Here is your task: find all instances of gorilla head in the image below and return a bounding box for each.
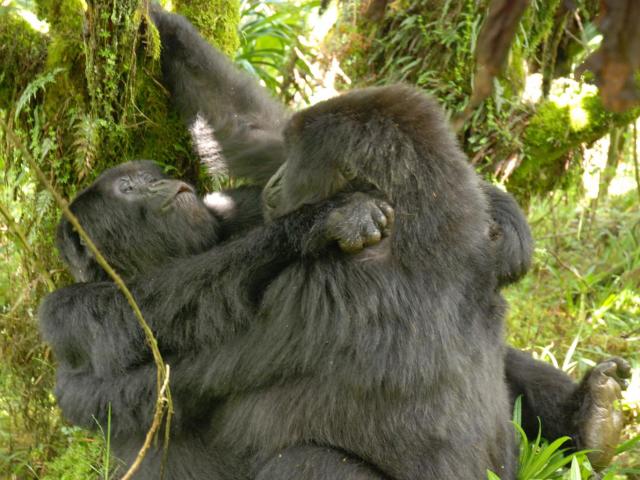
[263,85,489,267]
[56,160,219,282]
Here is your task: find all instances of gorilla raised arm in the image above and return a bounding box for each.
[150,5,288,185]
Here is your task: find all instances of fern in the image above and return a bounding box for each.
[13,67,64,120]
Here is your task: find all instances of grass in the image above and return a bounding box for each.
[504,184,640,478]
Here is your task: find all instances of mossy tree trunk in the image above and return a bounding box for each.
[0,1,239,476]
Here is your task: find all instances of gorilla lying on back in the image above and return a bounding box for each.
[43,159,396,478]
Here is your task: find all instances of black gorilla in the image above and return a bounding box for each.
[44,85,518,479]
[42,159,395,478]
[40,8,630,479]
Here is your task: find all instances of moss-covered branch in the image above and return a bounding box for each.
[509,92,639,196]
[175,0,240,56]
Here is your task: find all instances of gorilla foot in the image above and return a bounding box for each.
[577,357,631,470]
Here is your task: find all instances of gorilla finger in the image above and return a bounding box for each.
[596,358,632,390]
[377,201,395,227]
[370,204,388,230]
[339,237,364,254]
[598,361,619,377]
[606,357,632,379]
[362,226,382,247]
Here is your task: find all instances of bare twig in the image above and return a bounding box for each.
[123,365,171,480]
[0,118,173,479]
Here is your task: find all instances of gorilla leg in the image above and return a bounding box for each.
[506,349,630,469]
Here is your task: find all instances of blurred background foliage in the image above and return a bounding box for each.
[0,0,639,478]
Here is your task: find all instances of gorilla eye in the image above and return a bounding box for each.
[119,179,134,194]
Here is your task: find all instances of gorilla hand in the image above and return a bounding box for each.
[327,193,394,254]
[577,357,631,470]
[302,193,394,256]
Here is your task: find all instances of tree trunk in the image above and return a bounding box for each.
[0,1,240,476]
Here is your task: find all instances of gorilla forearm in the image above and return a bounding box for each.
[41,203,328,376]
[150,7,288,185]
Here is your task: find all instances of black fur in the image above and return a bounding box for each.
[43,85,518,479]
[40,9,629,479]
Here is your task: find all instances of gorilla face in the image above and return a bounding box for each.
[57,160,220,282]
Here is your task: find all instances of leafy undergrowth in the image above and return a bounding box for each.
[505,187,640,478]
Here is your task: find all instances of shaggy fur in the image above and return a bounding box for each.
[39,9,630,479]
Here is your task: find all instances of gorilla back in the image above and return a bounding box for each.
[213,85,518,479]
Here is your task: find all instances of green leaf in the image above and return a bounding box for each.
[568,456,581,480]
[14,68,64,121]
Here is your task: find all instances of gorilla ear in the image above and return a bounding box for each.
[56,218,97,283]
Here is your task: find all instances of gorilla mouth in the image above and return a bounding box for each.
[160,183,197,212]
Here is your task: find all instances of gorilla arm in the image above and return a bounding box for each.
[150,6,288,185]
[45,194,393,435]
[41,193,390,375]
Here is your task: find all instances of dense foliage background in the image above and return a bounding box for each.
[0,0,638,478]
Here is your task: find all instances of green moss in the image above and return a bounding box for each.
[41,431,113,480]
[0,13,48,108]
[510,91,639,196]
[175,0,240,56]
[35,0,85,99]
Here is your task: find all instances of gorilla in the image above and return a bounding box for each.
[43,84,518,479]
[39,8,630,479]
[149,7,630,470]
[42,159,396,478]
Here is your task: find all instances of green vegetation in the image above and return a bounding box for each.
[1,0,639,478]
[505,185,640,478]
